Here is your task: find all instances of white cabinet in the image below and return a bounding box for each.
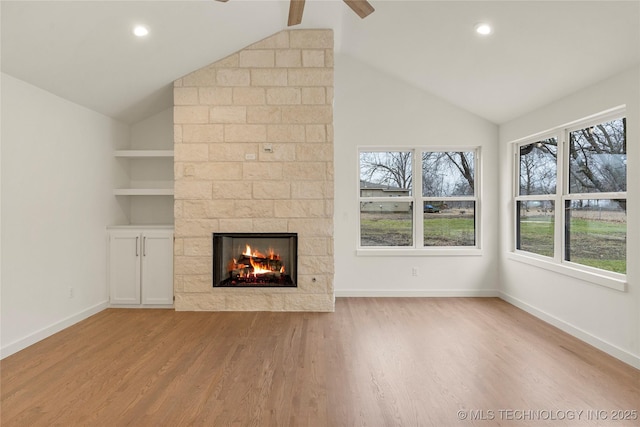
[109,227,174,306]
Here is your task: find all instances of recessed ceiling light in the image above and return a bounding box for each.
[133,25,149,37]
[475,23,493,36]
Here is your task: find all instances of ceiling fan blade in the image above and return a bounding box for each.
[214,0,229,2]
[343,0,375,19]
[288,0,306,26]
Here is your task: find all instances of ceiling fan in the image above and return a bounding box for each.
[215,0,375,27]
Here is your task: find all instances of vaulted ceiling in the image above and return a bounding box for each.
[2,1,639,125]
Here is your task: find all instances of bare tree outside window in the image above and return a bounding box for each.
[519,138,557,196]
[422,152,474,197]
[359,151,412,193]
[569,118,626,197]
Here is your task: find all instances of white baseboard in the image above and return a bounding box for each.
[335,289,500,297]
[1,301,109,359]
[499,291,640,370]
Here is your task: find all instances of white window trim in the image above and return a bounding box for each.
[507,252,626,291]
[510,107,628,291]
[357,146,482,256]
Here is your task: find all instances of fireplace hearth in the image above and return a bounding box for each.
[212,233,298,287]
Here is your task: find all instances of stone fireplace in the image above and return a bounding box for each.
[173,29,334,311]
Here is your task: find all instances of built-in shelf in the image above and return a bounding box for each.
[115,150,174,158]
[114,149,174,197]
[111,109,175,226]
[114,188,174,196]
[113,132,174,226]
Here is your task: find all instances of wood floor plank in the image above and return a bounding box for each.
[2,298,639,426]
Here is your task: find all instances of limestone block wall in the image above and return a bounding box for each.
[173,29,334,311]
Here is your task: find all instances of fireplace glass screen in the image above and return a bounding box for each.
[212,233,297,287]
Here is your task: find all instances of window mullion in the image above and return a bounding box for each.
[555,134,566,264]
[564,192,627,200]
[415,150,424,249]
[513,144,520,252]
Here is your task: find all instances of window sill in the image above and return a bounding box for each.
[357,248,483,257]
[507,252,627,292]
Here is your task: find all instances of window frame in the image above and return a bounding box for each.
[357,146,482,256]
[510,108,627,291]
[514,131,561,262]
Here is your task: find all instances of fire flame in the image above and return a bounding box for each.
[243,244,280,260]
[250,257,273,275]
[231,243,285,278]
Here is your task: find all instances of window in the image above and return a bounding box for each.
[514,111,626,277]
[359,148,479,250]
[516,137,557,257]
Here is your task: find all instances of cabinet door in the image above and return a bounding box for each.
[109,231,141,304]
[141,231,174,305]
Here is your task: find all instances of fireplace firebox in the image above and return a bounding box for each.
[212,233,297,287]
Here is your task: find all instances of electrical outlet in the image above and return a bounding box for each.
[69,287,74,298]
[412,267,418,277]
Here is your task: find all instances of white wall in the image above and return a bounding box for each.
[0,73,129,357]
[130,107,173,151]
[498,66,640,368]
[333,55,500,296]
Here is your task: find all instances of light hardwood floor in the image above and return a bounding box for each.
[2,298,639,426]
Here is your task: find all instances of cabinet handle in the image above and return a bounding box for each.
[143,236,147,257]
[136,236,139,257]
